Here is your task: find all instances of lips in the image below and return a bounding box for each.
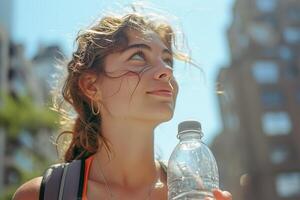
[147,89,173,97]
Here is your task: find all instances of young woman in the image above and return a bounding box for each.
[13,12,232,200]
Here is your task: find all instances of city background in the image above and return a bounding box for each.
[0,0,300,199]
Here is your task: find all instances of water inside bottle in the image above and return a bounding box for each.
[168,176,216,200]
[171,190,214,200]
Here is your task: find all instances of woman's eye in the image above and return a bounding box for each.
[130,51,145,61]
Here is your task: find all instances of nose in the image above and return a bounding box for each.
[153,60,173,82]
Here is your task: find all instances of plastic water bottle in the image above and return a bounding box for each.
[167,120,219,200]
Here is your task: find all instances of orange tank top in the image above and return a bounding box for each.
[82,155,94,200]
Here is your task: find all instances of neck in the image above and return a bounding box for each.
[90,117,160,189]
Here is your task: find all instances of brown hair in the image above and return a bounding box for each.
[53,12,190,162]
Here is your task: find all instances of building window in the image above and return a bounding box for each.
[276,172,300,198]
[252,61,279,84]
[262,112,292,135]
[256,0,278,12]
[283,27,300,44]
[249,23,276,46]
[19,129,33,148]
[270,145,290,164]
[261,91,284,108]
[14,149,34,171]
[278,46,294,61]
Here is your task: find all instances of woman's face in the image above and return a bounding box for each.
[96,30,178,124]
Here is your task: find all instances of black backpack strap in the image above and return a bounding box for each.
[63,159,85,199]
[39,163,67,200]
[39,159,85,200]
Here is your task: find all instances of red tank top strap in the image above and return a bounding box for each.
[82,155,95,200]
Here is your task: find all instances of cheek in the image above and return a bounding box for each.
[100,76,140,104]
[99,80,133,116]
[99,78,125,105]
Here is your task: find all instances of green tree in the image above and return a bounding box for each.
[0,93,59,200]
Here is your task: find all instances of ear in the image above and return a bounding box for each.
[78,72,101,101]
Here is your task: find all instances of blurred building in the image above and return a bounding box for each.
[0,0,13,36]
[32,44,64,104]
[212,0,300,200]
[0,1,63,193]
[1,41,61,192]
[30,44,64,161]
[0,25,9,94]
[0,0,13,194]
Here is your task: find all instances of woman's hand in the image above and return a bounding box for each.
[204,189,232,200]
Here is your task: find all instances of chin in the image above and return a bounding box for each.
[155,111,174,123]
[138,111,173,124]
[137,105,175,123]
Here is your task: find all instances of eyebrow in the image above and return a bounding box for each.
[123,43,172,56]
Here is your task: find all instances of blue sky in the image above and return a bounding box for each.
[12,0,234,161]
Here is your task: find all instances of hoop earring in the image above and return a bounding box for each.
[91,99,100,115]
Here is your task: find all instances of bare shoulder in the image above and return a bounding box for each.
[12,176,43,200]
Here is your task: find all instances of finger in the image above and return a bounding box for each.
[212,188,222,197]
[222,191,232,199]
[212,189,232,200]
